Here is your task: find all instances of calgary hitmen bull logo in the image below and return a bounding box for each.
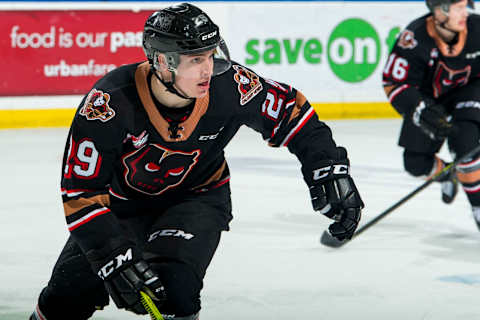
[80,89,116,122]
[433,61,471,98]
[122,144,200,195]
[232,65,263,105]
[398,30,418,50]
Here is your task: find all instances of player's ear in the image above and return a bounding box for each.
[433,6,447,19]
[157,54,169,72]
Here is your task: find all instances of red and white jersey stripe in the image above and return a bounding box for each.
[280,107,316,147]
[67,207,110,231]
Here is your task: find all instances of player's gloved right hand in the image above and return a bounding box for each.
[412,100,453,140]
[302,147,364,241]
[88,247,166,315]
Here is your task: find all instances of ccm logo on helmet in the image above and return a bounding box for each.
[313,164,349,180]
[201,30,217,41]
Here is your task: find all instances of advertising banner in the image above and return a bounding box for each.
[225,2,426,103]
[0,2,453,127]
[0,10,153,96]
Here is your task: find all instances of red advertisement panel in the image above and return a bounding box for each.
[0,10,154,96]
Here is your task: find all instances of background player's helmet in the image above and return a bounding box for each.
[426,0,474,14]
[142,3,231,76]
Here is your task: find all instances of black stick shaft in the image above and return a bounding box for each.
[351,143,480,240]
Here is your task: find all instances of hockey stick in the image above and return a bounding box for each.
[140,290,164,320]
[320,143,480,248]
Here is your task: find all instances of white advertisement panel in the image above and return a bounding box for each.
[224,2,427,103]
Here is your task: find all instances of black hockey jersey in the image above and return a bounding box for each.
[382,13,480,114]
[61,61,338,252]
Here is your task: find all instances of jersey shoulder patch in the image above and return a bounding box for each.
[398,29,418,49]
[80,88,116,122]
[232,64,263,106]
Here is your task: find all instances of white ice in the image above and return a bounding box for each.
[1,119,479,320]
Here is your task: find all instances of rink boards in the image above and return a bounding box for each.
[0,101,398,129]
[0,1,431,127]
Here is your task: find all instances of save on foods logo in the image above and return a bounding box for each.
[245,18,400,83]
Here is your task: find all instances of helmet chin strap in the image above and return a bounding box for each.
[434,10,459,38]
[438,20,458,35]
[152,70,193,100]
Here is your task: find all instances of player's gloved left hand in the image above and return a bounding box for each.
[412,100,453,140]
[88,247,166,315]
[302,147,364,241]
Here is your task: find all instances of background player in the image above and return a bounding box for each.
[382,0,480,228]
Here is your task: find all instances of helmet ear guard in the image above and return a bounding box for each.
[152,52,180,74]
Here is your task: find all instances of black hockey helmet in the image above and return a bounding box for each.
[426,0,474,14]
[142,3,231,76]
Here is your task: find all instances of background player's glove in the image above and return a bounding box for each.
[88,247,166,315]
[302,147,364,240]
[412,100,453,140]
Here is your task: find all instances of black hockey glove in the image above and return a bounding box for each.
[412,100,453,140]
[87,247,166,315]
[302,147,364,241]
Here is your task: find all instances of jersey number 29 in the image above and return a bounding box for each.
[64,136,102,179]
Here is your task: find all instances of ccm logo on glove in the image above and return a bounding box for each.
[313,164,349,180]
[98,248,133,280]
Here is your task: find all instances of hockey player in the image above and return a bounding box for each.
[30,3,363,320]
[383,0,480,227]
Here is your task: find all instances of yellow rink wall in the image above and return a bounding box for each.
[312,102,400,120]
[0,108,77,129]
[0,102,400,129]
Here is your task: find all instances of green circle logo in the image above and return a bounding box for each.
[327,18,380,83]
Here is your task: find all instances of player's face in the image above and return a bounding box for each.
[175,49,215,98]
[443,0,469,31]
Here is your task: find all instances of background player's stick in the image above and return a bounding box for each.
[140,290,164,320]
[320,143,480,248]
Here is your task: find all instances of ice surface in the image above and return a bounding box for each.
[1,119,479,320]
